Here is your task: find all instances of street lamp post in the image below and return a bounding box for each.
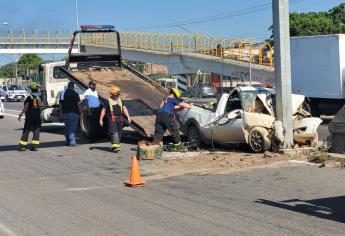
[75,0,80,52]
[14,58,18,85]
[75,0,79,30]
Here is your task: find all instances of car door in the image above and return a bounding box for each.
[212,109,246,144]
[212,91,246,144]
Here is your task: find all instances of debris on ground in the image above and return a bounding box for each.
[141,150,308,180]
[308,146,345,169]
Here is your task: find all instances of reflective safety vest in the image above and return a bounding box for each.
[108,98,123,122]
[30,94,41,108]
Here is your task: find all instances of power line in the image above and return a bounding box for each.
[122,2,272,31]
[122,0,305,31]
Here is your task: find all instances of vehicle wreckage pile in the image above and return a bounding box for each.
[177,87,322,153]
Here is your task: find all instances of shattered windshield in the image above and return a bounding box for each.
[240,91,259,112]
[240,90,274,114]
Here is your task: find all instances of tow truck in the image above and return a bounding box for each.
[36,25,166,138]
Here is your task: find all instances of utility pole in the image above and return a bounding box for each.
[75,0,79,30]
[272,0,293,148]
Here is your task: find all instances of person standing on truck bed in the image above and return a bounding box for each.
[99,86,132,153]
[83,80,100,142]
[153,88,192,148]
[59,82,83,147]
[17,82,42,151]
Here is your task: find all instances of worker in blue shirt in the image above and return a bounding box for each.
[153,88,192,147]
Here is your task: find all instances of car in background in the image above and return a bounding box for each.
[2,85,28,102]
[0,99,4,119]
[188,83,217,98]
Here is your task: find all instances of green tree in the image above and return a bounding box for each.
[289,12,334,36]
[16,54,43,77]
[0,63,16,78]
[268,3,345,40]
[328,3,345,25]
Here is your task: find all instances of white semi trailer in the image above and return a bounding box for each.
[291,34,345,116]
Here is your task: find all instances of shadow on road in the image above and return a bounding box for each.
[0,140,67,152]
[256,196,345,223]
[14,126,65,135]
[88,146,115,153]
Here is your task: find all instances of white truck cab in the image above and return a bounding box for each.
[36,61,84,122]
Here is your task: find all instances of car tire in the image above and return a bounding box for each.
[248,127,271,153]
[80,110,107,139]
[188,124,202,149]
[80,111,92,138]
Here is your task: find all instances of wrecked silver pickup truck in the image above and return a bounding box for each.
[177,86,322,152]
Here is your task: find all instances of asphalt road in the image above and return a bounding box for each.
[0,102,344,236]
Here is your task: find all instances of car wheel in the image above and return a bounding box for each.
[248,127,271,153]
[188,124,202,149]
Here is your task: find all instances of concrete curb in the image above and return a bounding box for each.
[328,153,345,162]
[278,147,315,156]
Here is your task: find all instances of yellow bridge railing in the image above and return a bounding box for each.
[0,29,274,69]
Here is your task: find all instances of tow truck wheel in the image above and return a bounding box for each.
[80,111,91,138]
[80,110,107,139]
[188,124,202,149]
[248,127,271,153]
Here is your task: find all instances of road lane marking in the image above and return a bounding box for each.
[0,223,16,236]
[4,109,21,113]
[3,113,23,119]
[3,113,64,127]
[65,185,121,192]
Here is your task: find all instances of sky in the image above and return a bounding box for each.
[0,0,344,65]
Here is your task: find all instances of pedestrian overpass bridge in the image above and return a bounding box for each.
[0,29,275,85]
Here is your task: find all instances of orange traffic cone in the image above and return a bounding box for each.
[124,156,146,187]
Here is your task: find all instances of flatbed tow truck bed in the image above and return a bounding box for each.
[61,66,166,137]
[60,25,167,138]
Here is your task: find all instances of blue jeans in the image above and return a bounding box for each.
[63,113,79,145]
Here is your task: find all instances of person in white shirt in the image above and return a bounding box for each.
[84,80,100,109]
[83,80,101,141]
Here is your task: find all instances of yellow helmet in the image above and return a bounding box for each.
[110,86,121,95]
[30,82,40,90]
[170,88,180,98]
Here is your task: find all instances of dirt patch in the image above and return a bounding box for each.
[140,150,309,180]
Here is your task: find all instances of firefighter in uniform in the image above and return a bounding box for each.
[99,86,132,152]
[18,82,42,151]
[153,88,192,148]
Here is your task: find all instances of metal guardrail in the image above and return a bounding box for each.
[0,29,274,70]
[0,29,72,43]
[118,33,274,69]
